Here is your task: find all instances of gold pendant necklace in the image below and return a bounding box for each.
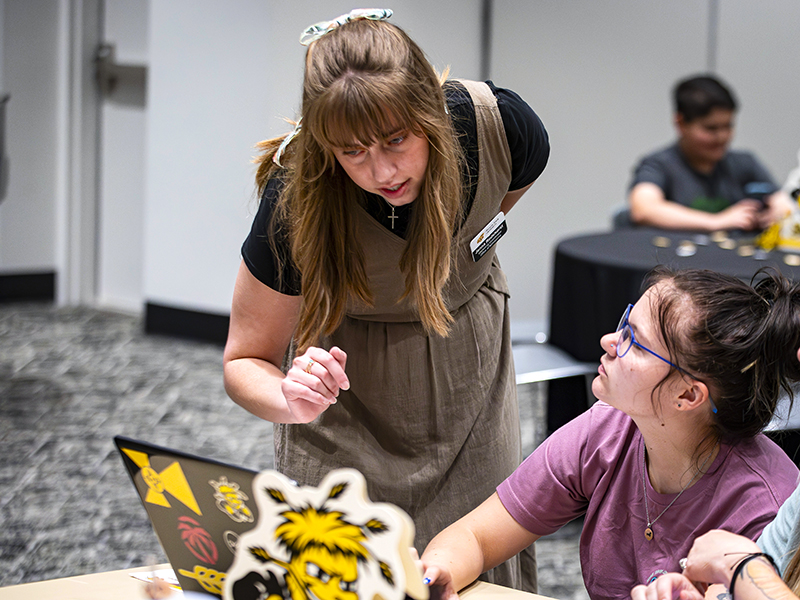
[641,444,715,541]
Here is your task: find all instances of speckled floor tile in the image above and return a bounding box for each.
[0,303,585,599]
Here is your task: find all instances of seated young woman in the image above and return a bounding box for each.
[421,267,800,600]
[632,351,800,600]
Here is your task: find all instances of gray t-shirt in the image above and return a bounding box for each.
[758,482,800,574]
[629,144,777,213]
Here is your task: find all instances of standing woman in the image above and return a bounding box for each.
[222,8,549,590]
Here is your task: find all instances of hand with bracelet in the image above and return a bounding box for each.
[683,530,762,588]
[631,530,787,600]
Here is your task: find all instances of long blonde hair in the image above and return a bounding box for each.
[784,546,800,594]
[255,19,463,351]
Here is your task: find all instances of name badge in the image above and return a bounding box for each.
[470,212,507,262]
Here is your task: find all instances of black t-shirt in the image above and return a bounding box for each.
[242,80,549,295]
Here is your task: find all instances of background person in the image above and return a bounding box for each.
[628,75,793,231]
[421,268,800,600]
[222,9,549,591]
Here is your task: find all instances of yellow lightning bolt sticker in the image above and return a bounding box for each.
[122,448,202,515]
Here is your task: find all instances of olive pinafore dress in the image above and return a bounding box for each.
[274,80,534,590]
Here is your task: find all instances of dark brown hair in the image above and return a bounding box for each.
[674,74,737,122]
[645,267,800,441]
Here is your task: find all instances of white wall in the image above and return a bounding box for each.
[0,0,61,269]
[493,0,800,325]
[143,0,285,313]
[98,0,149,311]
[142,0,482,313]
[715,0,800,181]
[3,0,799,328]
[493,0,709,324]
[0,1,5,88]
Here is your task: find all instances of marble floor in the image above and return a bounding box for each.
[0,302,587,599]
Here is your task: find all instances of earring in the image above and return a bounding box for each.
[677,403,682,408]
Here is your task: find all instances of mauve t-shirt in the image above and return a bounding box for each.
[497,401,798,600]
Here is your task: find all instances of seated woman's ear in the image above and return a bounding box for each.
[676,379,710,412]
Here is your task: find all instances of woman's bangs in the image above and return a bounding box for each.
[314,78,415,149]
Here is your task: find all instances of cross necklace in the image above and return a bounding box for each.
[384,199,398,230]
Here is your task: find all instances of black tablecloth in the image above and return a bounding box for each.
[550,228,800,363]
[546,227,800,431]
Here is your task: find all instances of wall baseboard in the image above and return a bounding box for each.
[0,271,56,302]
[144,302,230,346]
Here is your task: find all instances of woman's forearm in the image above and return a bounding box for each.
[421,494,539,595]
[223,356,297,423]
[421,521,487,593]
[730,556,794,600]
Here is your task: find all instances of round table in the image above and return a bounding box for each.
[545,227,800,431]
[549,227,800,363]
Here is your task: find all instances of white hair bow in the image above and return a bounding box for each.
[299,8,393,46]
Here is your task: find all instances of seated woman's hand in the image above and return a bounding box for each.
[281,346,349,423]
[410,547,452,600]
[420,564,459,600]
[631,573,704,600]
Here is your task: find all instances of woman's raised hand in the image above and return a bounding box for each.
[281,346,350,423]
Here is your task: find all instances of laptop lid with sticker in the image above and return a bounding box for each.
[115,436,427,600]
[114,436,260,597]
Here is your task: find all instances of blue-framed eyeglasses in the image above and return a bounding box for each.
[616,304,718,414]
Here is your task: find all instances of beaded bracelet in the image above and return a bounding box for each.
[728,552,779,600]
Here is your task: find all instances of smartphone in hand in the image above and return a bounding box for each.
[744,181,775,210]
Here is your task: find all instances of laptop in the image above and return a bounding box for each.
[114,436,426,600]
[115,436,260,597]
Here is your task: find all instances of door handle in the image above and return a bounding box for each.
[95,43,147,97]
